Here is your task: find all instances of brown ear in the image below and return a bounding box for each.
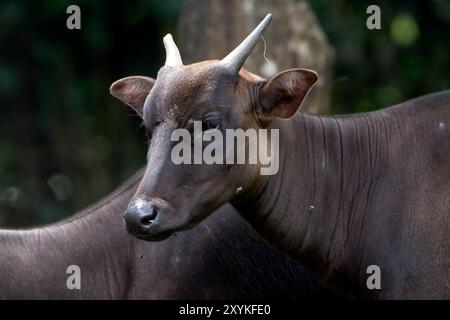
[259,69,318,118]
[109,76,156,117]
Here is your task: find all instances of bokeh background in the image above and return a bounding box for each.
[0,0,449,227]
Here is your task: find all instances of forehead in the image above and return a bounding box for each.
[144,63,236,120]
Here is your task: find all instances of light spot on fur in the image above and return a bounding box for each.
[134,199,147,211]
[260,60,278,78]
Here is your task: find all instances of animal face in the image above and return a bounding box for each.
[110,14,317,240]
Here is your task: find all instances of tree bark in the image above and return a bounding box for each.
[178,0,333,114]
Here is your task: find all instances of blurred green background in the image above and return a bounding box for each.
[0,0,449,227]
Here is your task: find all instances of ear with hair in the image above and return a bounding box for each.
[259,69,318,119]
[109,76,156,117]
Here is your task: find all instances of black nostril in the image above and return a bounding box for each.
[140,206,158,226]
[124,200,160,232]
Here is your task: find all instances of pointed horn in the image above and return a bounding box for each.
[163,34,183,66]
[219,13,272,74]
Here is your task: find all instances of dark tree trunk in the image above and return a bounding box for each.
[179,0,333,114]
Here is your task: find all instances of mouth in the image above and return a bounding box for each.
[123,206,197,241]
[124,218,179,241]
[135,231,174,241]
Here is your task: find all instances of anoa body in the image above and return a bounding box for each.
[115,14,450,299]
[0,168,335,299]
[234,91,450,299]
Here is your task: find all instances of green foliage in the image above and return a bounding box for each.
[311,0,450,114]
[0,0,181,226]
[390,13,419,46]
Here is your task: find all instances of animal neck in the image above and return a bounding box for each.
[0,170,143,299]
[233,112,390,294]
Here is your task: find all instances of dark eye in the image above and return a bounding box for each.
[202,119,220,131]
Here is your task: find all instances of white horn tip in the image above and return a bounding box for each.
[260,13,273,29]
[163,33,183,66]
[219,13,273,72]
[163,34,173,44]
